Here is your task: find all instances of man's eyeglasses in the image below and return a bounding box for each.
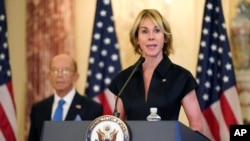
[50,68,75,75]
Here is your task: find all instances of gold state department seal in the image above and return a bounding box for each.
[86,115,129,141]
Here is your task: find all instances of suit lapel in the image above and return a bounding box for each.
[65,93,82,120]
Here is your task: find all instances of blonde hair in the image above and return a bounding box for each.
[129,9,173,56]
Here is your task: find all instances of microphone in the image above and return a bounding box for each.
[113,56,145,117]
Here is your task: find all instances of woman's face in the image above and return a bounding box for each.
[137,17,165,58]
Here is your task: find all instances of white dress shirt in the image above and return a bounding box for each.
[51,89,75,120]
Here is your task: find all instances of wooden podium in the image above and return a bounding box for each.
[41,120,210,141]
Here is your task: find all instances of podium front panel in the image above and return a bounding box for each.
[41,121,91,141]
[126,121,177,141]
[41,120,210,141]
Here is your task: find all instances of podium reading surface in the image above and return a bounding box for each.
[41,120,210,141]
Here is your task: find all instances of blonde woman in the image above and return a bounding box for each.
[108,9,203,133]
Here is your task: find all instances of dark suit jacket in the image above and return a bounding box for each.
[28,92,103,141]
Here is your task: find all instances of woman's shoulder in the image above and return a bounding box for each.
[169,63,194,78]
[116,65,135,77]
[171,63,190,72]
[162,56,193,76]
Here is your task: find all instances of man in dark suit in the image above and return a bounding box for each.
[28,53,103,141]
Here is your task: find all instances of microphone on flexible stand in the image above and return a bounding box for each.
[113,56,145,117]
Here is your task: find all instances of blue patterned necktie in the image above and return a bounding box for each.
[52,99,65,121]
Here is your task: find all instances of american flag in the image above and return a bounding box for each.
[85,0,121,115]
[0,0,17,140]
[196,0,242,141]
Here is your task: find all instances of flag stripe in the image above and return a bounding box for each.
[212,100,229,141]
[0,104,15,141]
[0,84,16,132]
[0,131,4,141]
[104,89,115,109]
[97,92,113,114]
[0,84,17,141]
[203,107,220,141]
[224,86,242,123]
[202,117,215,141]
[220,91,237,129]
[6,80,15,106]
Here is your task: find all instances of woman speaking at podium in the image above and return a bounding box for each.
[108,9,203,133]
